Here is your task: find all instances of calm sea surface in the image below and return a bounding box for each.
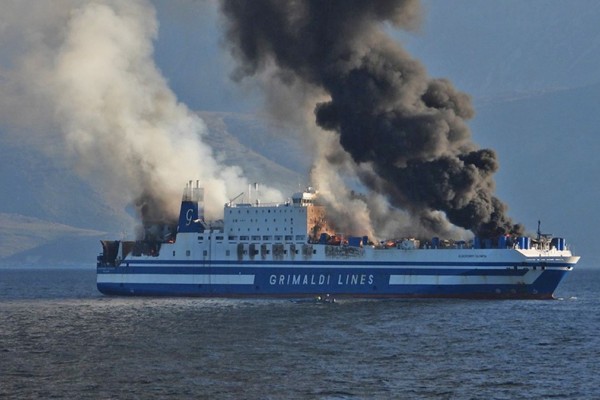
[1,265,598,399]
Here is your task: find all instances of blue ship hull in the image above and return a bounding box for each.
[97,264,571,300]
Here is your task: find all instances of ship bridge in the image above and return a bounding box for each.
[224,187,331,243]
[291,187,317,206]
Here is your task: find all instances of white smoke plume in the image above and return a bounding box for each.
[0,0,281,230]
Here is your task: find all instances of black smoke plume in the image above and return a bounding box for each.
[220,0,523,238]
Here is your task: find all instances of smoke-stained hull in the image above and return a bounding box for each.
[96,187,578,300]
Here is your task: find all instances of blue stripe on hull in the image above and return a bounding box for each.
[121,259,578,268]
[96,267,570,300]
[100,265,531,276]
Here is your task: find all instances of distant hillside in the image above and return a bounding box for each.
[0,213,106,265]
[0,136,127,232]
[0,133,131,267]
[199,111,310,194]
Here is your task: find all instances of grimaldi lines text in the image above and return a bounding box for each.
[269,273,374,286]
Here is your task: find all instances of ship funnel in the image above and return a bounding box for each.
[178,181,205,233]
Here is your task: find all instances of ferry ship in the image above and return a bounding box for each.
[96,181,579,299]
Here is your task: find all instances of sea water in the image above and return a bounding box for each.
[1,266,598,399]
